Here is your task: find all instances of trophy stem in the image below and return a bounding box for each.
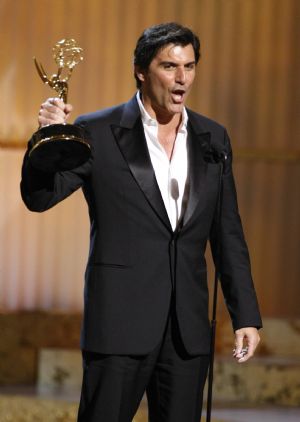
[59,90,68,104]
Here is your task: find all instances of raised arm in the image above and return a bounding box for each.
[21,98,92,212]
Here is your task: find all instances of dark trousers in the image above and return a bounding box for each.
[78,308,209,422]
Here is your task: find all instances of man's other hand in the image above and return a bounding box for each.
[233,327,260,363]
[38,97,73,127]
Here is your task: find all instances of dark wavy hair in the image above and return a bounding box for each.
[134,22,201,88]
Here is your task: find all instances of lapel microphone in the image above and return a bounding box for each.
[170,178,180,227]
[202,142,228,166]
[170,178,179,201]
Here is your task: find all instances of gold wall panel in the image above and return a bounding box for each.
[0,0,299,317]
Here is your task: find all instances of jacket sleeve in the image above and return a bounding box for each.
[209,129,262,331]
[20,138,92,212]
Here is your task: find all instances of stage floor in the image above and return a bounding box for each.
[0,389,300,422]
[211,407,300,422]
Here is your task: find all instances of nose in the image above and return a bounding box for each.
[175,67,186,84]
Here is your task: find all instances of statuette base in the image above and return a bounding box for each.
[29,124,91,172]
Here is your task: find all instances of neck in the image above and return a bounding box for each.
[140,95,182,129]
[156,112,182,128]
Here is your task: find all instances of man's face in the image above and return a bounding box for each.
[136,43,196,119]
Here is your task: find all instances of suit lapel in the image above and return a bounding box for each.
[111,97,211,231]
[182,114,210,228]
[111,96,172,231]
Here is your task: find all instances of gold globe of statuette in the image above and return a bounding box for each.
[53,39,83,70]
[29,39,91,173]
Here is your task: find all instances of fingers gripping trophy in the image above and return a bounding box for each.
[29,39,91,172]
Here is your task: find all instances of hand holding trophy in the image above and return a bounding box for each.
[29,39,91,172]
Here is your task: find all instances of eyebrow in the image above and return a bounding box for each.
[160,61,196,66]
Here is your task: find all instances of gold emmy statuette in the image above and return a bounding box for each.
[29,39,91,172]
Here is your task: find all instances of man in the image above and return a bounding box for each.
[21,23,262,422]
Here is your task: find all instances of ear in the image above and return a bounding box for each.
[135,65,146,83]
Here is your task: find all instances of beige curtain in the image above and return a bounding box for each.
[0,0,299,316]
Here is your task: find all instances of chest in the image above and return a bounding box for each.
[157,134,176,160]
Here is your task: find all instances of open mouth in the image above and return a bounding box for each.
[171,89,185,103]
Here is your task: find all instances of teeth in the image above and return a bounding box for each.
[171,90,185,103]
[174,91,183,96]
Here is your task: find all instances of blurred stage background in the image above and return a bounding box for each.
[0,0,299,420]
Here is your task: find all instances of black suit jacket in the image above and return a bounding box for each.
[21,95,262,355]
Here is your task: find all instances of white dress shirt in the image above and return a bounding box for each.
[136,92,189,231]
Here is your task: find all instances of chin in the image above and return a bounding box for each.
[170,104,184,114]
